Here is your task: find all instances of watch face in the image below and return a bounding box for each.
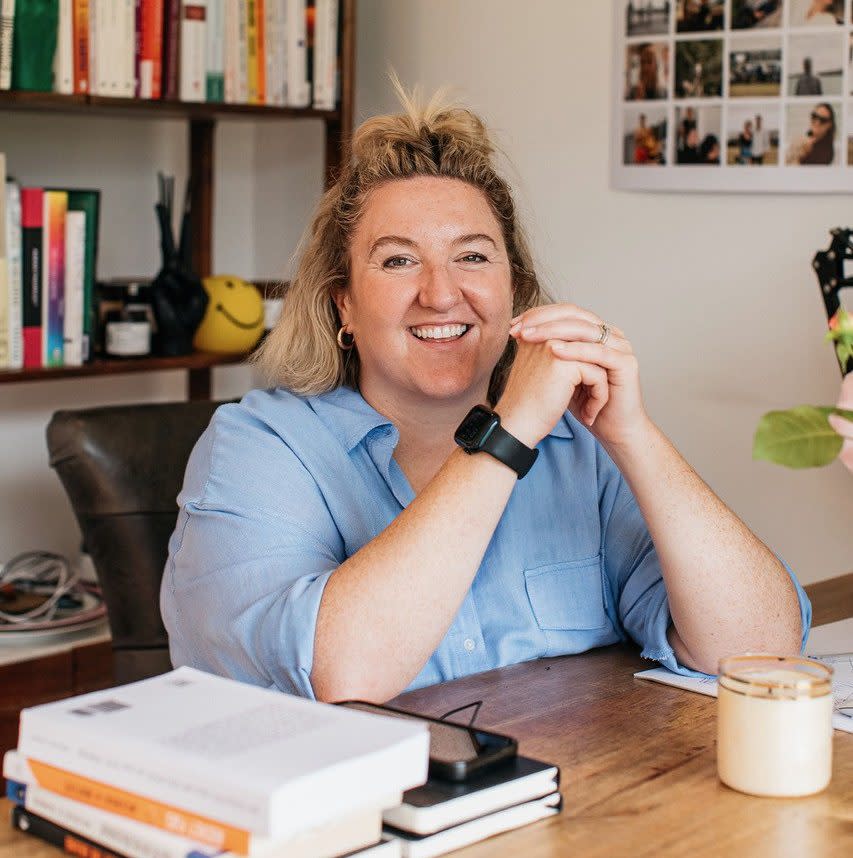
[455,406,500,450]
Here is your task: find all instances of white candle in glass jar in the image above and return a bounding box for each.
[717,655,833,797]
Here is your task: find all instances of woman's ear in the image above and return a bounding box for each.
[332,285,350,325]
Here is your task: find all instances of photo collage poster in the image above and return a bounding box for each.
[612,0,853,191]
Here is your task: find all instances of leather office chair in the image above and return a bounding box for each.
[46,400,223,686]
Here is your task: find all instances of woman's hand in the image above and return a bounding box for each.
[507,304,650,449]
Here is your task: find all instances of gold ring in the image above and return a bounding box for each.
[597,323,610,346]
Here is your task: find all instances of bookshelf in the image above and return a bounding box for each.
[0,0,356,400]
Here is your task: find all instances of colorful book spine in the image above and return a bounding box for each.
[5,178,23,369]
[41,190,67,368]
[72,0,90,93]
[162,0,181,99]
[20,188,43,369]
[179,0,206,101]
[5,753,254,854]
[63,209,85,366]
[139,0,163,98]
[0,153,7,368]
[285,0,308,107]
[205,0,224,101]
[0,0,14,90]
[54,0,75,94]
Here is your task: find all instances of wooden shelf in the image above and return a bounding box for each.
[0,90,340,122]
[0,351,250,385]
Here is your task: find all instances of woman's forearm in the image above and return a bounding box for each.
[311,448,517,703]
[603,419,802,674]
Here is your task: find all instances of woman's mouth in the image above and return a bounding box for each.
[409,324,470,342]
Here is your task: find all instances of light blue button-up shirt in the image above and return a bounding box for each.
[161,385,811,698]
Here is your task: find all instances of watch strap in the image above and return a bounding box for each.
[482,423,539,479]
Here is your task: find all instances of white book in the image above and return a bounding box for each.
[180,0,208,101]
[62,210,85,367]
[263,0,279,105]
[0,0,14,90]
[94,0,112,95]
[88,0,99,94]
[16,666,429,840]
[386,793,562,858]
[5,178,23,369]
[107,0,122,96]
[54,0,75,94]
[312,0,336,110]
[13,774,384,858]
[122,0,136,97]
[285,0,308,107]
[236,0,249,102]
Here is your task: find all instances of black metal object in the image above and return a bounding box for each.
[812,228,853,376]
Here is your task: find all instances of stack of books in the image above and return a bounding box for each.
[3,667,429,858]
[0,154,100,370]
[382,755,561,858]
[0,0,340,109]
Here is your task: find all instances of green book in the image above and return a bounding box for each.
[11,0,58,92]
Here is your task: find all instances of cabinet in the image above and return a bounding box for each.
[0,0,356,399]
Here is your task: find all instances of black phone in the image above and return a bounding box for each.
[339,700,517,782]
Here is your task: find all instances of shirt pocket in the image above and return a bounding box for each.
[524,553,608,631]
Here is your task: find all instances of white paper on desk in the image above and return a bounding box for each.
[634,622,853,734]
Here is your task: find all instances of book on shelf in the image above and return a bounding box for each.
[385,792,562,858]
[0,0,14,91]
[286,0,309,107]
[11,0,59,91]
[312,0,337,110]
[15,665,430,843]
[4,176,23,369]
[205,0,223,101]
[54,0,74,94]
[72,0,90,94]
[139,0,164,99]
[162,0,181,99]
[7,776,386,858]
[179,0,206,102]
[20,187,43,368]
[42,189,67,367]
[63,208,85,366]
[383,755,560,836]
[264,0,285,106]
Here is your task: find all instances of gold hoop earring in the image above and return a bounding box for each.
[336,326,355,350]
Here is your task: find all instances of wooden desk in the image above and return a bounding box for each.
[1,577,851,857]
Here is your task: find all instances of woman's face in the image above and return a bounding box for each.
[810,105,833,140]
[338,176,514,411]
[640,48,658,86]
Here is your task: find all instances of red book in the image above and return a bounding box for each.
[72,0,90,93]
[20,189,44,370]
[140,0,164,98]
[161,0,180,99]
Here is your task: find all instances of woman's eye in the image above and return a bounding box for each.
[460,253,488,263]
[383,256,414,269]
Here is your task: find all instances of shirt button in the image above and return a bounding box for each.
[463,638,476,652]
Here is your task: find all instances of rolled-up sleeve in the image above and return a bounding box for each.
[601,472,812,678]
[161,404,345,698]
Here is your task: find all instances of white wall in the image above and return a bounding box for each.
[355,0,851,584]
[0,1,849,583]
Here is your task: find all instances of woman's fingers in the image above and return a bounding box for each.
[514,318,633,353]
[511,304,625,339]
[562,355,610,425]
[549,340,639,382]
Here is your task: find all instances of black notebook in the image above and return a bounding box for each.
[383,754,559,835]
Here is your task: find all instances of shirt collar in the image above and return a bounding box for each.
[307,386,575,450]
[307,386,393,452]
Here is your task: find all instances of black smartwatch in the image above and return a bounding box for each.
[454,405,539,479]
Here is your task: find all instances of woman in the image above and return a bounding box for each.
[628,44,667,100]
[737,120,754,164]
[786,103,836,165]
[161,90,809,703]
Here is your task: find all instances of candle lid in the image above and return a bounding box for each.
[718,654,833,700]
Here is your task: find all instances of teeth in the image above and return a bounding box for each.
[411,324,468,340]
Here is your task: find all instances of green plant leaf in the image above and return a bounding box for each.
[753,406,843,469]
[832,407,853,422]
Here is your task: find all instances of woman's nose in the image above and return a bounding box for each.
[417,264,463,311]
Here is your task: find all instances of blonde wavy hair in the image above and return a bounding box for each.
[253,83,544,405]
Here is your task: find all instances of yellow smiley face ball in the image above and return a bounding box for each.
[193,275,265,354]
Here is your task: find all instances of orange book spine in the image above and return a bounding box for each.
[140,0,164,98]
[26,758,252,855]
[73,0,90,93]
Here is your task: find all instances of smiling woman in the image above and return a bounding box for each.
[160,83,810,704]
